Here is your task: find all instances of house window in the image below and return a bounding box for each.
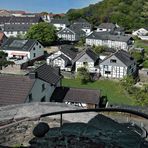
[39,45,41,48]
[33,53,36,57]
[103,65,108,68]
[41,96,46,102]
[33,47,35,50]
[83,62,88,66]
[29,94,32,102]
[36,42,38,45]
[42,84,45,92]
[110,59,117,63]
[105,71,111,74]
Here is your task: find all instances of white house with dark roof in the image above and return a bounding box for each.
[132,28,148,36]
[73,48,100,73]
[86,31,134,51]
[0,38,44,64]
[50,18,70,30]
[0,16,43,37]
[0,64,62,106]
[47,45,77,71]
[99,50,137,78]
[96,23,116,32]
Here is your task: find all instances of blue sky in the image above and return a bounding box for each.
[0,0,100,13]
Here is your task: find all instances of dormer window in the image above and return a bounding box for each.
[110,59,117,63]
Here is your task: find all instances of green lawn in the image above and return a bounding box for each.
[62,79,133,105]
[134,39,148,54]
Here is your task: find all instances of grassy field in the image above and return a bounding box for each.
[134,39,148,54]
[62,79,133,105]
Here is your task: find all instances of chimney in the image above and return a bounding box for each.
[29,72,38,79]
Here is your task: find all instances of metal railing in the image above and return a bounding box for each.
[39,108,148,127]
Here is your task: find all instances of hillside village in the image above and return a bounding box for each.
[0,8,147,108]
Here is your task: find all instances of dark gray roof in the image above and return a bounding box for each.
[0,38,38,52]
[0,75,35,106]
[73,48,98,63]
[98,23,116,30]
[101,50,136,66]
[34,64,62,85]
[69,25,86,36]
[51,87,101,105]
[114,50,136,66]
[60,45,78,60]
[4,23,31,32]
[87,31,132,42]
[51,18,70,25]
[73,18,92,28]
[0,16,43,24]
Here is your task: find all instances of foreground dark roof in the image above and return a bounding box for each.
[34,64,62,85]
[59,45,78,59]
[0,75,35,106]
[51,87,101,104]
[0,38,37,51]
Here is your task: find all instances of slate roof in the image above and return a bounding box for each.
[0,75,35,106]
[69,25,86,35]
[87,31,132,42]
[73,48,98,63]
[51,18,70,25]
[100,50,136,67]
[0,16,43,24]
[33,64,62,85]
[51,87,101,105]
[4,23,31,32]
[0,38,37,52]
[60,45,78,60]
[98,23,116,30]
[114,50,136,66]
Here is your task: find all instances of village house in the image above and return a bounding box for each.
[51,87,101,109]
[0,16,43,37]
[96,23,116,32]
[0,38,44,64]
[50,18,70,30]
[99,50,137,79]
[47,45,78,71]
[57,18,91,41]
[73,48,100,73]
[0,64,62,106]
[57,26,86,42]
[86,31,134,51]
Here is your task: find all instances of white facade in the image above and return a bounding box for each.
[99,55,137,79]
[75,54,99,73]
[3,41,44,64]
[86,38,131,51]
[53,23,66,30]
[47,51,72,71]
[4,31,27,37]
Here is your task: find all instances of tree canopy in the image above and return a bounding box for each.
[66,0,148,30]
[26,22,57,46]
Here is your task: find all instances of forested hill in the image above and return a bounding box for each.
[66,0,148,30]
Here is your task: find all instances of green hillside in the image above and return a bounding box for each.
[67,0,148,30]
